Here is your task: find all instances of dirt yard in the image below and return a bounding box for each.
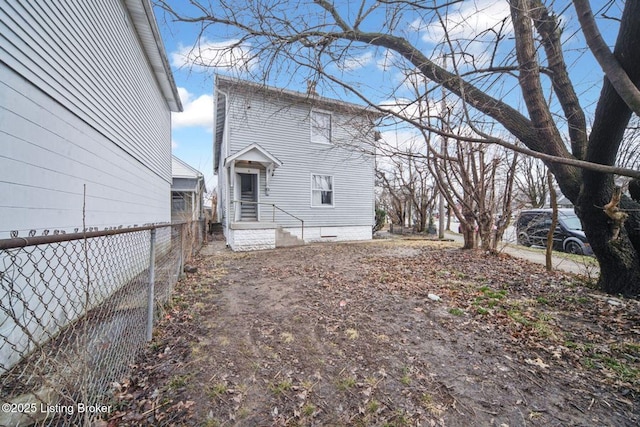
[106,239,640,426]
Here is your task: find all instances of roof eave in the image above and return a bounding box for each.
[124,0,183,112]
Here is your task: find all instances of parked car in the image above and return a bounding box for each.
[516,209,592,255]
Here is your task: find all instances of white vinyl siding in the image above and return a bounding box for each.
[0,0,175,237]
[0,0,172,181]
[310,111,331,144]
[0,65,170,236]
[311,174,334,207]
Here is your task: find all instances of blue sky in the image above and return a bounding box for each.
[153,0,622,196]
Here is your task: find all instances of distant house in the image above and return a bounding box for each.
[214,75,380,251]
[171,156,206,222]
[0,0,182,238]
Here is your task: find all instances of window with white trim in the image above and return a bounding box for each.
[311,111,331,144]
[311,174,333,207]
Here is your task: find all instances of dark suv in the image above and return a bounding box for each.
[516,209,592,255]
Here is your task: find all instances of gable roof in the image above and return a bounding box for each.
[123,0,182,112]
[223,143,283,169]
[172,155,204,179]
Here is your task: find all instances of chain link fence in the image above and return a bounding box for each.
[0,221,205,426]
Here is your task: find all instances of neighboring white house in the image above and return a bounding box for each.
[0,0,182,238]
[0,0,181,373]
[214,75,380,251]
[171,155,206,222]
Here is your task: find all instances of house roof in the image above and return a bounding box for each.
[123,0,182,112]
[172,156,206,194]
[172,155,204,179]
[215,75,384,117]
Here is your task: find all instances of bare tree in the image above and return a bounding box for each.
[429,133,517,252]
[376,152,436,233]
[157,0,640,295]
[514,156,548,209]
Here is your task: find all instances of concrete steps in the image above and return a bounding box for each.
[275,227,305,247]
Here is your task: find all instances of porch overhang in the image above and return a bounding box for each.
[223,143,283,193]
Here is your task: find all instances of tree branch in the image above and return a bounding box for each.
[573,0,640,117]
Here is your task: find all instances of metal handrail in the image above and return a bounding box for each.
[233,200,305,240]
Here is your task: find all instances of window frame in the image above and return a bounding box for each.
[172,192,187,212]
[310,110,332,144]
[310,174,334,208]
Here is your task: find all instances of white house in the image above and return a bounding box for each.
[0,0,182,238]
[214,75,380,251]
[171,155,206,222]
[0,0,181,374]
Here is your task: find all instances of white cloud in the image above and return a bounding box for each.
[376,49,398,71]
[421,0,512,45]
[338,51,374,71]
[172,87,214,131]
[170,38,257,72]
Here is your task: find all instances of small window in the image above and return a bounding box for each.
[311,111,331,144]
[172,193,186,211]
[311,175,333,207]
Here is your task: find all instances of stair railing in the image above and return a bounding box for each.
[232,200,304,240]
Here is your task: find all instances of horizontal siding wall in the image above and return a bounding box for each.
[0,64,169,237]
[224,88,375,229]
[0,0,172,182]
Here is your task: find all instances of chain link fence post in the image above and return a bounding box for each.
[146,228,156,342]
[179,223,185,276]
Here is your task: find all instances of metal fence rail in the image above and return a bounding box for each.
[0,221,205,426]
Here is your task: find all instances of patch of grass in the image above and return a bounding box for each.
[473,286,508,314]
[367,399,381,414]
[448,307,464,316]
[337,376,357,390]
[620,342,640,356]
[479,286,507,300]
[345,328,359,340]
[536,296,549,305]
[568,295,590,305]
[203,419,221,427]
[269,380,292,396]
[400,367,411,386]
[280,332,294,343]
[564,340,578,349]
[207,383,228,399]
[167,374,191,390]
[420,393,444,416]
[302,403,317,417]
[602,356,640,382]
[384,410,410,426]
[533,320,554,338]
[507,310,531,326]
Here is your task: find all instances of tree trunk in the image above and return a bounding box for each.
[576,1,640,296]
[545,171,558,271]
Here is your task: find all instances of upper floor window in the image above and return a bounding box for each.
[311,111,331,144]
